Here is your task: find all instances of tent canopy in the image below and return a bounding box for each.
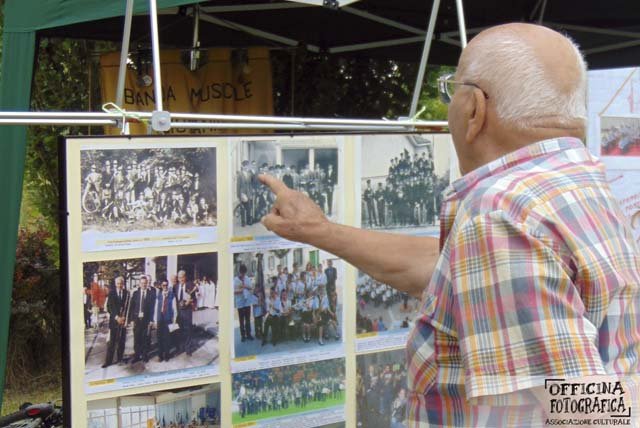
[2,0,640,411]
[6,0,640,68]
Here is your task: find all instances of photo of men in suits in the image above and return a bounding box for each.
[103,276,129,368]
[155,280,177,362]
[83,253,220,388]
[128,275,156,363]
[174,270,197,356]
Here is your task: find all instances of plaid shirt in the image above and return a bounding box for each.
[406,138,640,427]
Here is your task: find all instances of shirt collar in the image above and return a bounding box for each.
[444,137,586,202]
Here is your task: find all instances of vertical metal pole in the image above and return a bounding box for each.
[116,0,135,107]
[149,0,164,112]
[409,0,441,118]
[455,0,468,48]
[190,5,201,71]
[537,0,548,24]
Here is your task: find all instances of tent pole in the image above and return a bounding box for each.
[408,0,441,118]
[149,0,164,112]
[455,0,468,47]
[115,0,134,108]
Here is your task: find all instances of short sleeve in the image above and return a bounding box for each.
[449,211,606,401]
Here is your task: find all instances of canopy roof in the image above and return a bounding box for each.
[6,0,640,68]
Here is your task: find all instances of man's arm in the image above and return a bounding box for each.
[259,174,439,298]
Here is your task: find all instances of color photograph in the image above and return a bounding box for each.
[232,247,344,363]
[356,271,418,335]
[86,383,221,427]
[232,358,345,427]
[600,116,640,156]
[357,349,407,428]
[82,252,219,392]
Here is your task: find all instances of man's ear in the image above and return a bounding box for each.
[465,88,487,144]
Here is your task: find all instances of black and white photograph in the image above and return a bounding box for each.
[87,383,221,428]
[360,134,451,234]
[232,247,344,367]
[356,271,419,352]
[232,358,346,427]
[82,252,219,393]
[79,141,217,251]
[231,136,342,238]
[357,349,408,428]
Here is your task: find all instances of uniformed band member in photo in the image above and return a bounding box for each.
[235,158,337,228]
[81,154,215,228]
[234,359,344,419]
[362,149,446,228]
[234,255,341,349]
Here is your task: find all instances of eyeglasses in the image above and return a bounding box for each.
[437,73,489,104]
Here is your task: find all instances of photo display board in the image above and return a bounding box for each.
[63,133,455,427]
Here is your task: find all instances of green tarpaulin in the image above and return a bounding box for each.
[0,0,201,409]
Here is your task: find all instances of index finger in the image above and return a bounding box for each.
[258,174,289,195]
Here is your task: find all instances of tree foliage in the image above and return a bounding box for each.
[272,49,452,121]
[7,226,61,388]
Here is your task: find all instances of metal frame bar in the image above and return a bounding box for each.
[341,6,426,35]
[537,0,548,24]
[286,0,362,6]
[201,3,310,13]
[149,0,164,112]
[546,22,640,39]
[329,36,425,54]
[585,39,640,55]
[409,0,442,118]
[115,0,135,108]
[0,111,447,130]
[455,0,468,47]
[198,10,320,52]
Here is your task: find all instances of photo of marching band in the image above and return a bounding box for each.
[82,252,219,391]
[86,384,221,428]
[356,272,419,336]
[600,116,640,156]
[231,137,341,238]
[232,248,343,361]
[360,135,450,233]
[232,359,345,426]
[357,349,408,428]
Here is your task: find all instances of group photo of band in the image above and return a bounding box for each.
[356,273,418,335]
[360,135,450,232]
[232,248,343,359]
[232,358,345,424]
[80,146,217,233]
[86,384,221,428]
[357,349,408,428]
[232,138,341,237]
[82,252,220,385]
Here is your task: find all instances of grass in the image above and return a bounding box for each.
[232,393,344,425]
[1,380,62,417]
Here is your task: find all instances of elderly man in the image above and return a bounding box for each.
[128,275,156,363]
[260,23,640,427]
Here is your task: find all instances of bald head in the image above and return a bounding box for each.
[458,23,587,132]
